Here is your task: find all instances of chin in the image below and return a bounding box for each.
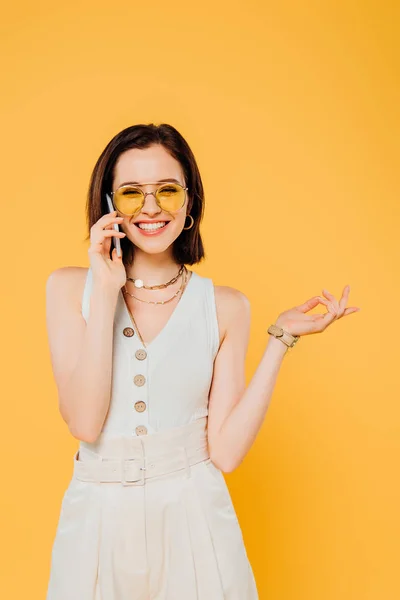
[130,225,184,246]
[129,233,179,254]
[135,244,173,255]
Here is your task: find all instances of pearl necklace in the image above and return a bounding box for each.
[122,266,188,305]
[126,265,185,290]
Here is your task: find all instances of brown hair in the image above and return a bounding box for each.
[85,123,206,267]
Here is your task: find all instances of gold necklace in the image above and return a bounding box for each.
[123,266,188,305]
[122,266,187,304]
[126,264,185,290]
[123,267,190,347]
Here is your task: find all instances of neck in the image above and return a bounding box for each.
[125,250,183,285]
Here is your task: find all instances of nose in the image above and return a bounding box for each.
[140,191,162,216]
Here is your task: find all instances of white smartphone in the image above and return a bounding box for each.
[106,194,122,257]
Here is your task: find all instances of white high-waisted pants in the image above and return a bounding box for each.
[46,417,259,599]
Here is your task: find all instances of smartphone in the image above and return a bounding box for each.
[106,194,122,257]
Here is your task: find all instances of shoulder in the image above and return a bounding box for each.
[46,266,89,308]
[213,283,251,344]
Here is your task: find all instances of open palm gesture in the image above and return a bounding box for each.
[275,285,361,337]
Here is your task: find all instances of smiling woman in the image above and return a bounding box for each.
[45,123,260,599]
[85,124,206,269]
[46,120,360,599]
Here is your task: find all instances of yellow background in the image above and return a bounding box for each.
[1,1,399,598]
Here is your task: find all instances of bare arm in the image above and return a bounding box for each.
[207,287,287,472]
[208,283,358,472]
[46,267,119,442]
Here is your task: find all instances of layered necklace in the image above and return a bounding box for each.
[122,264,190,347]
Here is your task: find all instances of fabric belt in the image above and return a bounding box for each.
[72,418,210,486]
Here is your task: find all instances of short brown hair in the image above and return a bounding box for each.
[85,123,206,267]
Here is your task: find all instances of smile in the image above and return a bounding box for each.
[134,221,170,235]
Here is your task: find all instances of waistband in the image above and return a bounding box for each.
[73,417,210,486]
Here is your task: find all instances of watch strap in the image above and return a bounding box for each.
[267,324,300,349]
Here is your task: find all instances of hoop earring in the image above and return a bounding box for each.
[183,214,194,230]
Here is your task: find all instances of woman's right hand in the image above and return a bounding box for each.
[88,211,127,292]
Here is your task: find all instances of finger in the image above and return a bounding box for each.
[318,293,339,318]
[343,307,360,316]
[308,297,338,320]
[90,230,126,251]
[104,217,124,228]
[309,301,359,328]
[99,211,121,222]
[338,284,351,314]
[296,296,330,313]
[315,309,337,330]
[322,288,340,313]
[111,246,123,261]
[104,222,124,231]
[91,214,124,231]
[92,230,126,242]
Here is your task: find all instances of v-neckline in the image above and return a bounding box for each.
[119,269,197,351]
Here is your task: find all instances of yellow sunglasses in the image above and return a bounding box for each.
[110,181,188,216]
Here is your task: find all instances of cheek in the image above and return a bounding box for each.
[170,216,187,234]
[173,213,186,226]
[172,210,188,226]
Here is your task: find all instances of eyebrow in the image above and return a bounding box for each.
[118,178,182,186]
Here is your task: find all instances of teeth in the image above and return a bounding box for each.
[137,222,167,231]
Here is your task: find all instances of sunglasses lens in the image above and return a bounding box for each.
[113,186,144,215]
[156,184,185,212]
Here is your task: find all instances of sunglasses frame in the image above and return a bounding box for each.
[109,181,189,216]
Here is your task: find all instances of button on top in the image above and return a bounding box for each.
[135,425,148,436]
[134,401,146,413]
[135,349,147,361]
[133,374,146,387]
[123,327,135,337]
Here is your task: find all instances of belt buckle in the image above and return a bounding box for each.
[121,457,146,486]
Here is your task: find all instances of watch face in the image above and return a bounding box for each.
[270,325,283,337]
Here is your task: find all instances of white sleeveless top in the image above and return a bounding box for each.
[80,267,220,440]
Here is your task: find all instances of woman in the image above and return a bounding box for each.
[45,123,360,599]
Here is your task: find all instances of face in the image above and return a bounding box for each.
[112,144,189,256]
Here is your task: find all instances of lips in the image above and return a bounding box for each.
[133,220,171,235]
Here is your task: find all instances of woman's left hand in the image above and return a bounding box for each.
[275,285,361,337]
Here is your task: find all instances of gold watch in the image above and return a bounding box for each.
[267,324,300,350]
